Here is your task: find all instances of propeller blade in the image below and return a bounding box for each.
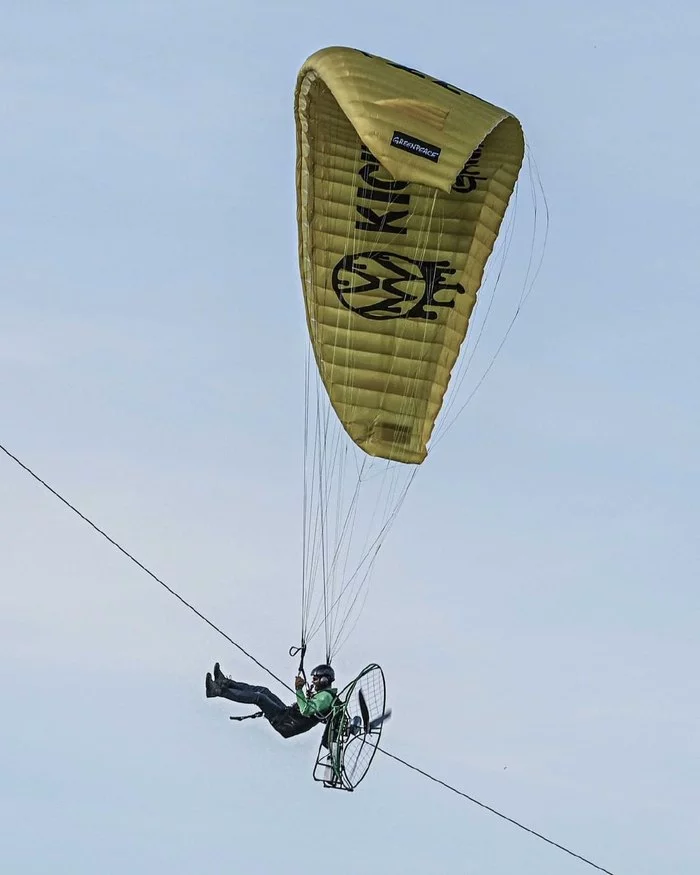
[358,687,371,733]
[368,708,392,732]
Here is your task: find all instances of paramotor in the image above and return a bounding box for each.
[313,663,389,791]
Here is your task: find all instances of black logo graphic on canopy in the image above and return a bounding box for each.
[452,147,486,194]
[332,251,464,321]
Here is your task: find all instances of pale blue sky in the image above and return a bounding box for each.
[2,2,698,874]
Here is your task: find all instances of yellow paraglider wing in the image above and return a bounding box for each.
[295,47,524,463]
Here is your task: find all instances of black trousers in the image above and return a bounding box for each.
[217,680,288,722]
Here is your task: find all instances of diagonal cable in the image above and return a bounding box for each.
[377,746,617,875]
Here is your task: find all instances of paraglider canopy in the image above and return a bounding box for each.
[296,46,524,465]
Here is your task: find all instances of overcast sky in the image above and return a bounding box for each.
[2,2,698,874]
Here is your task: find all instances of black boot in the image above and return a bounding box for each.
[213,662,226,683]
[206,672,223,698]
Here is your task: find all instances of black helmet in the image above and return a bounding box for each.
[310,664,335,687]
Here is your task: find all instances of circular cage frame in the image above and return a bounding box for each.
[313,663,386,791]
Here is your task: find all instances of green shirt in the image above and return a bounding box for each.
[295,687,337,719]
